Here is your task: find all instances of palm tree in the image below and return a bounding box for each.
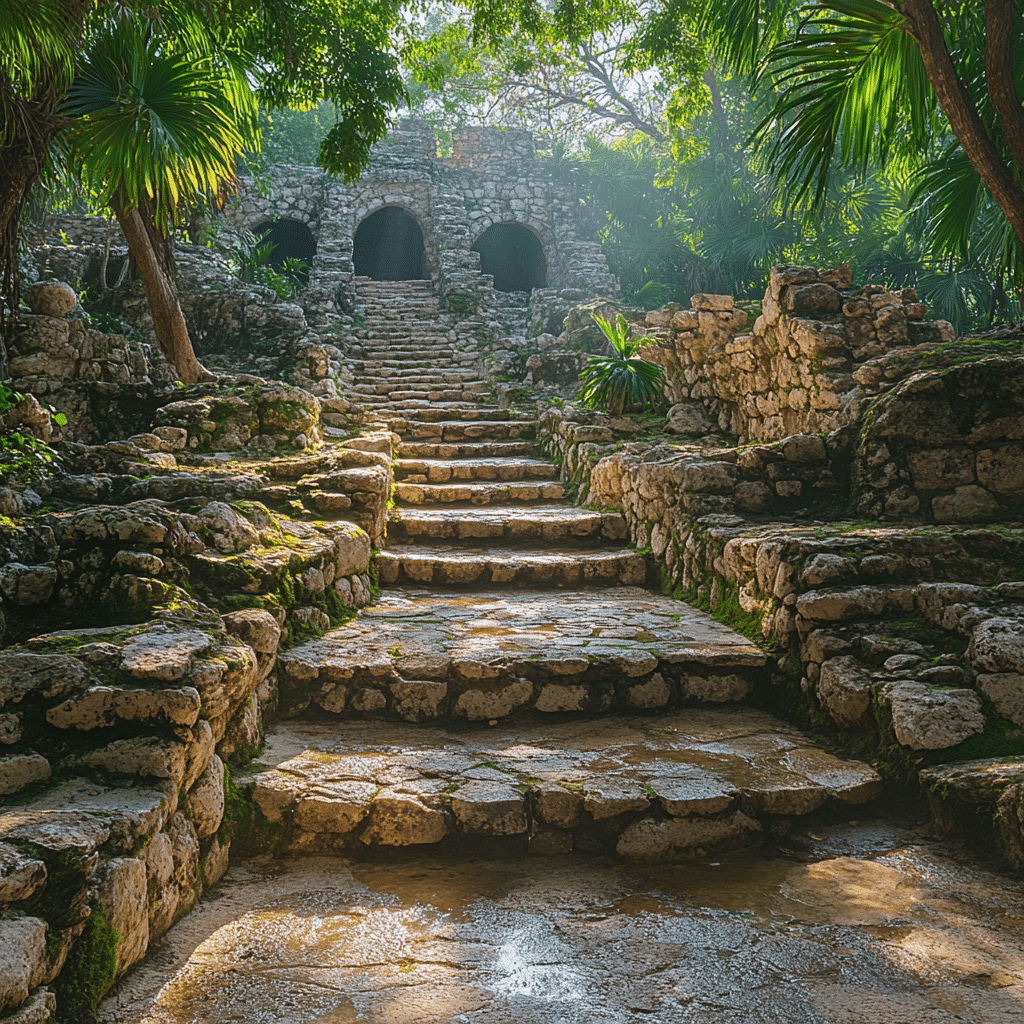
[61,16,254,383]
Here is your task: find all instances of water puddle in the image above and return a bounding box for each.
[100,818,1024,1024]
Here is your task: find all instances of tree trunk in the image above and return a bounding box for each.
[113,199,214,385]
[903,0,1024,250]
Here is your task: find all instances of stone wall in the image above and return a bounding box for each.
[0,599,278,1024]
[643,266,956,443]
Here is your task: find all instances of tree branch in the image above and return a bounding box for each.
[983,0,1024,176]
[903,0,1024,248]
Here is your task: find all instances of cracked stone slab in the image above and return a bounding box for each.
[239,708,882,855]
[280,589,766,716]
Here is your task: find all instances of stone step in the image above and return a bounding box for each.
[244,709,882,856]
[355,388,489,403]
[388,503,627,545]
[278,586,768,724]
[387,408,532,427]
[394,456,557,483]
[399,440,542,459]
[353,369,481,382]
[394,419,537,441]
[394,479,563,504]
[376,545,645,588]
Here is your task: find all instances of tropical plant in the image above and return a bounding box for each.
[577,313,666,416]
[0,383,66,484]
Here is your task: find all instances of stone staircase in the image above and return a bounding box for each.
[264,280,884,861]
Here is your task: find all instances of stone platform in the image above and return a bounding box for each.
[277,587,767,720]
[244,708,882,860]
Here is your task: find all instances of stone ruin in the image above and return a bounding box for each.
[1,120,1023,1024]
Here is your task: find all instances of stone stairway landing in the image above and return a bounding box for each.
[246,709,882,858]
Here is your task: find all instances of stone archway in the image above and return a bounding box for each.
[252,217,317,287]
[353,207,427,281]
[471,222,547,292]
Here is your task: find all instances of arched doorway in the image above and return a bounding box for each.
[252,217,317,287]
[353,207,427,280]
[471,223,547,292]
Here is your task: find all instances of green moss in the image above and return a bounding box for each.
[52,905,119,1024]
[217,766,289,859]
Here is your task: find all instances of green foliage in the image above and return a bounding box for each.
[229,230,304,300]
[576,313,666,416]
[0,384,65,485]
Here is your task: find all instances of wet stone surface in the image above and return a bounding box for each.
[243,710,881,855]
[99,820,1024,1024]
[278,589,767,722]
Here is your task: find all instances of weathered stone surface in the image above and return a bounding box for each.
[0,845,47,903]
[453,680,533,721]
[882,682,986,750]
[360,792,446,846]
[0,754,51,796]
[532,781,584,828]
[970,617,1024,674]
[451,781,527,834]
[977,673,1024,727]
[931,485,1003,523]
[25,281,76,316]
[118,628,211,682]
[817,656,873,727]
[390,679,447,721]
[46,686,202,730]
[650,775,734,816]
[0,918,48,1013]
[293,782,376,834]
[187,755,225,840]
[616,811,762,859]
[583,778,650,819]
[94,857,149,976]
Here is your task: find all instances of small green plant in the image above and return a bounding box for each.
[576,313,666,417]
[0,384,66,484]
[230,230,306,300]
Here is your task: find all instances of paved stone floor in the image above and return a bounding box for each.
[99,820,1024,1024]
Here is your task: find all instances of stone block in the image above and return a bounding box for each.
[451,781,527,834]
[0,917,48,1013]
[881,682,986,750]
[360,791,446,846]
[294,781,376,834]
[95,857,149,976]
[691,293,734,311]
[532,781,584,828]
[977,673,1024,727]
[616,811,761,860]
[583,778,649,819]
[976,445,1024,495]
[650,774,734,816]
[907,448,975,490]
[817,656,873,727]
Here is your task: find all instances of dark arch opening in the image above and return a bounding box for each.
[471,222,547,292]
[253,217,317,287]
[353,207,427,281]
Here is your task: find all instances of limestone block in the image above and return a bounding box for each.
[650,775,734,816]
[454,680,532,721]
[221,609,281,683]
[183,720,216,790]
[780,434,826,462]
[451,781,527,834]
[536,684,587,712]
[118,628,211,682]
[784,283,842,315]
[195,502,259,553]
[24,281,76,316]
[796,585,891,622]
[881,682,985,750]
[95,857,149,976]
[0,755,50,796]
[46,686,202,730]
[187,755,225,840]
[616,811,762,860]
[0,564,58,605]
[250,771,300,823]
[390,679,447,721]
[817,656,873,727]
[532,781,584,828]
[168,812,200,920]
[680,673,751,702]
[198,642,259,720]
[0,845,47,903]
[976,445,1024,495]
[76,736,189,785]
[675,460,736,494]
[970,617,1024,674]
[360,791,446,846]
[2,987,55,1024]
[907,448,975,490]
[691,293,734,311]
[977,674,1024,727]
[201,835,230,889]
[802,554,858,587]
[583,778,649,819]
[626,673,670,709]
[0,917,48,1013]
[665,402,712,436]
[294,781,376,834]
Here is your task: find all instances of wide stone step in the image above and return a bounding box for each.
[244,709,882,856]
[399,440,542,458]
[390,413,534,434]
[395,456,557,483]
[394,479,563,504]
[354,369,481,382]
[388,503,628,545]
[376,545,645,588]
[278,586,767,722]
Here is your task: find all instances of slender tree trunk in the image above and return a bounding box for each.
[113,199,214,385]
[703,67,732,179]
[903,0,1024,250]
